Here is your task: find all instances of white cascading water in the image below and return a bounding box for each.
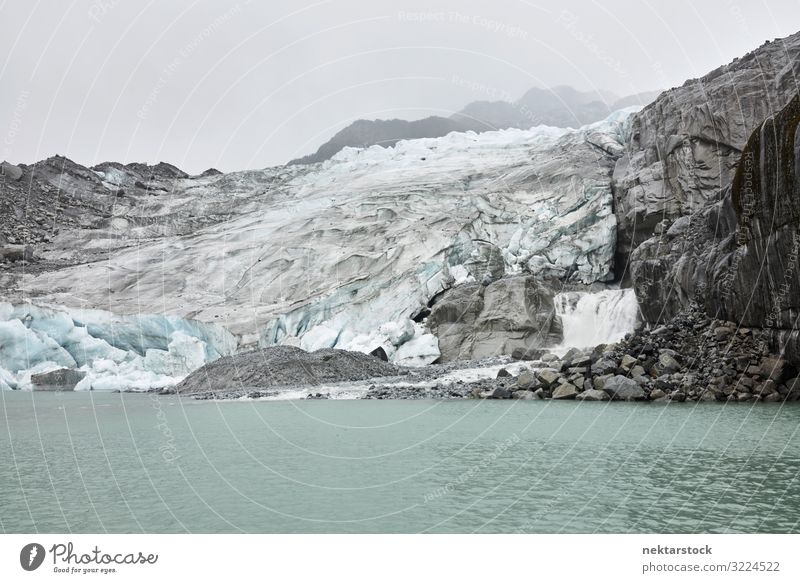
[553,288,640,351]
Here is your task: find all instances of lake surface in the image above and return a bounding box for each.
[1,391,799,533]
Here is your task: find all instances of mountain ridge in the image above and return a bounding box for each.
[289,86,662,165]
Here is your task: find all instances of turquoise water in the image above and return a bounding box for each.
[1,392,799,533]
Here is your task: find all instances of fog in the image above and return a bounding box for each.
[1,0,798,172]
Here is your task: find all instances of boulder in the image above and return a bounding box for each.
[593,374,613,391]
[536,369,561,389]
[654,376,675,391]
[714,326,733,341]
[511,347,545,361]
[552,383,578,400]
[699,390,718,402]
[0,245,34,263]
[30,368,85,391]
[369,346,388,362]
[516,370,539,390]
[630,365,647,378]
[568,372,584,386]
[620,354,638,371]
[576,389,609,401]
[755,380,778,397]
[0,161,23,181]
[512,390,538,400]
[602,375,646,401]
[758,358,794,383]
[487,387,512,399]
[428,276,562,362]
[561,348,592,369]
[657,352,681,374]
[591,358,617,375]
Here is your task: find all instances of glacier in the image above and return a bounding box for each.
[0,302,236,391]
[3,109,638,389]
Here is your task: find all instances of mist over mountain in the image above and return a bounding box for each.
[289,86,662,165]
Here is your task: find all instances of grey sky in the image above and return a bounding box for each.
[1,0,798,173]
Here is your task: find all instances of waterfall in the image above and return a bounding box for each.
[553,288,640,350]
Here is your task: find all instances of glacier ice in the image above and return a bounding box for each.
[74,358,179,392]
[5,109,638,383]
[392,329,441,368]
[0,319,77,372]
[299,324,341,352]
[0,302,235,391]
[0,366,17,390]
[143,331,209,377]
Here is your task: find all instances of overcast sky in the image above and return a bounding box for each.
[1,0,798,173]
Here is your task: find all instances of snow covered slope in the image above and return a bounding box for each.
[3,109,636,388]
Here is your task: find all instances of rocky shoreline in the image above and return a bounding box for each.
[368,303,798,403]
[152,301,798,403]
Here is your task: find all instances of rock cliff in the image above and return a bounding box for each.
[709,94,800,360]
[614,32,800,328]
[614,32,800,287]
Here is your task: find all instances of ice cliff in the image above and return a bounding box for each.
[0,302,236,391]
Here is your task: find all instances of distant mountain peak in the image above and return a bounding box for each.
[289,86,662,165]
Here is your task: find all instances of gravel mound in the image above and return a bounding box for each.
[176,346,404,397]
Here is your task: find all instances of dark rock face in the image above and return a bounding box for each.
[707,94,800,361]
[626,192,738,322]
[629,93,800,365]
[30,368,85,391]
[614,32,800,284]
[613,31,800,370]
[177,346,403,397]
[427,275,562,362]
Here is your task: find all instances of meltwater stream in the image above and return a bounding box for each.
[554,288,640,350]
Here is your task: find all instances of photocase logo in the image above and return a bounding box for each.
[20,543,46,571]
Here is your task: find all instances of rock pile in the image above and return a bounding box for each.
[176,345,406,398]
[471,303,799,403]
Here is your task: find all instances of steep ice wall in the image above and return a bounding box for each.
[554,288,640,350]
[9,110,636,379]
[0,302,236,391]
